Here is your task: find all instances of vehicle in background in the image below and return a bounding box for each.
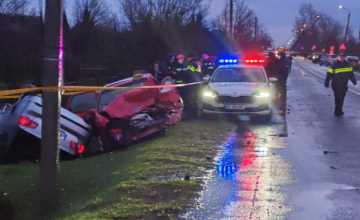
[319,54,338,66]
[67,74,183,153]
[290,51,301,57]
[311,53,324,63]
[198,56,277,122]
[345,56,359,67]
[262,48,276,58]
[0,88,92,162]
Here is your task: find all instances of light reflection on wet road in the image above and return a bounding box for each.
[183,103,293,220]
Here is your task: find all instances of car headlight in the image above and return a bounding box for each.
[255,92,270,98]
[203,87,218,98]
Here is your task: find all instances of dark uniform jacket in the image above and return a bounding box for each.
[325,60,357,88]
[278,58,289,81]
[158,61,174,82]
[202,56,216,77]
[173,61,186,83]
[265,57,279,78]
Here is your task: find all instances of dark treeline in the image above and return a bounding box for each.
[291,3,360,55]
[0,0,272,89]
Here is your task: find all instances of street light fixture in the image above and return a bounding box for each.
[339,5,351,43]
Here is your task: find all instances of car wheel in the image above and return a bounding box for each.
[83,137,103,157]
[101,135,118,152]
[319,62,322,66]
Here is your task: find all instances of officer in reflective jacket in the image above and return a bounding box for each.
[325,52,357,116]
[173,54,186,84]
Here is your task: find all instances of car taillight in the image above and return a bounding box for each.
[18,116,39,129]
[70,141,78,151]
[77,144,85,154]
[69,141,85,154]
[19,116,31,126]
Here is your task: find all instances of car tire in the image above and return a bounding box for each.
[320,63,323,66]
[83,137,103,157]
[101,135,118,152]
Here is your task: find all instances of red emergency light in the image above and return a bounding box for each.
[244,58,265,64]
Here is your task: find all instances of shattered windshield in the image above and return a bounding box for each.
[98,78,147,111]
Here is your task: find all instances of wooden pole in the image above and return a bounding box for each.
[39,0,63,215]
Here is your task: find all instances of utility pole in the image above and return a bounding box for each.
[39,0,64,215]
[230,0,233,40]
[254,17,258,41]
[345,13,350,42]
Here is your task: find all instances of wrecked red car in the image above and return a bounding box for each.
[67,74,183,153]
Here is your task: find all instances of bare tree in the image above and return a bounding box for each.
[73,0,109,27]
[292,3,343,52]
[118,0,204,32]
[212,0,255,41]
[0,0,29,14]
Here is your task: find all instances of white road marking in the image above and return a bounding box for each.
[295,61,360,96]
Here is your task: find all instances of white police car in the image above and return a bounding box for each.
[198,58,277,121]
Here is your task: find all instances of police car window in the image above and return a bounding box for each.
[212,68,266,83]
[98,78,147,111]
[70,92,96,113]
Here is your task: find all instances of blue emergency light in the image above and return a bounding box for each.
[219,59,238,64]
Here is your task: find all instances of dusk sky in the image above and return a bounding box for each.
[208,0,360,47]
[32,0,360,48]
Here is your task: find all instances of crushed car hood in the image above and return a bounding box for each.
[101,88,159,119]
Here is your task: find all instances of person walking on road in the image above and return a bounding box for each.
[325,52,357,116]
[158,53,176,83]
[278,52,290,101]
[288,54,293,72]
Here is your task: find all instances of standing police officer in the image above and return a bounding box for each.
[158,53,176,83]
[325,52,357,116]
[278,52,290,101]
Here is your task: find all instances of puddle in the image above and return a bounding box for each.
[182,117,293,219]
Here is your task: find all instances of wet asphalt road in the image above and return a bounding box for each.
[182,57,360,220]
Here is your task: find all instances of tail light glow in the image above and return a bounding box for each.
[18,116,39,129]
[19,116,31,126]
[70,141,85,154]
[77,144,85,154]
[70,141,78,151]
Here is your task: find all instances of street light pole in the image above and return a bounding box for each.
[339,5,351,42]
[345,12,350,41]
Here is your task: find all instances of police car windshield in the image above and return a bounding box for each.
[212,67,266,83]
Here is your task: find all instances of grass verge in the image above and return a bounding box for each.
[0,118,234,220]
